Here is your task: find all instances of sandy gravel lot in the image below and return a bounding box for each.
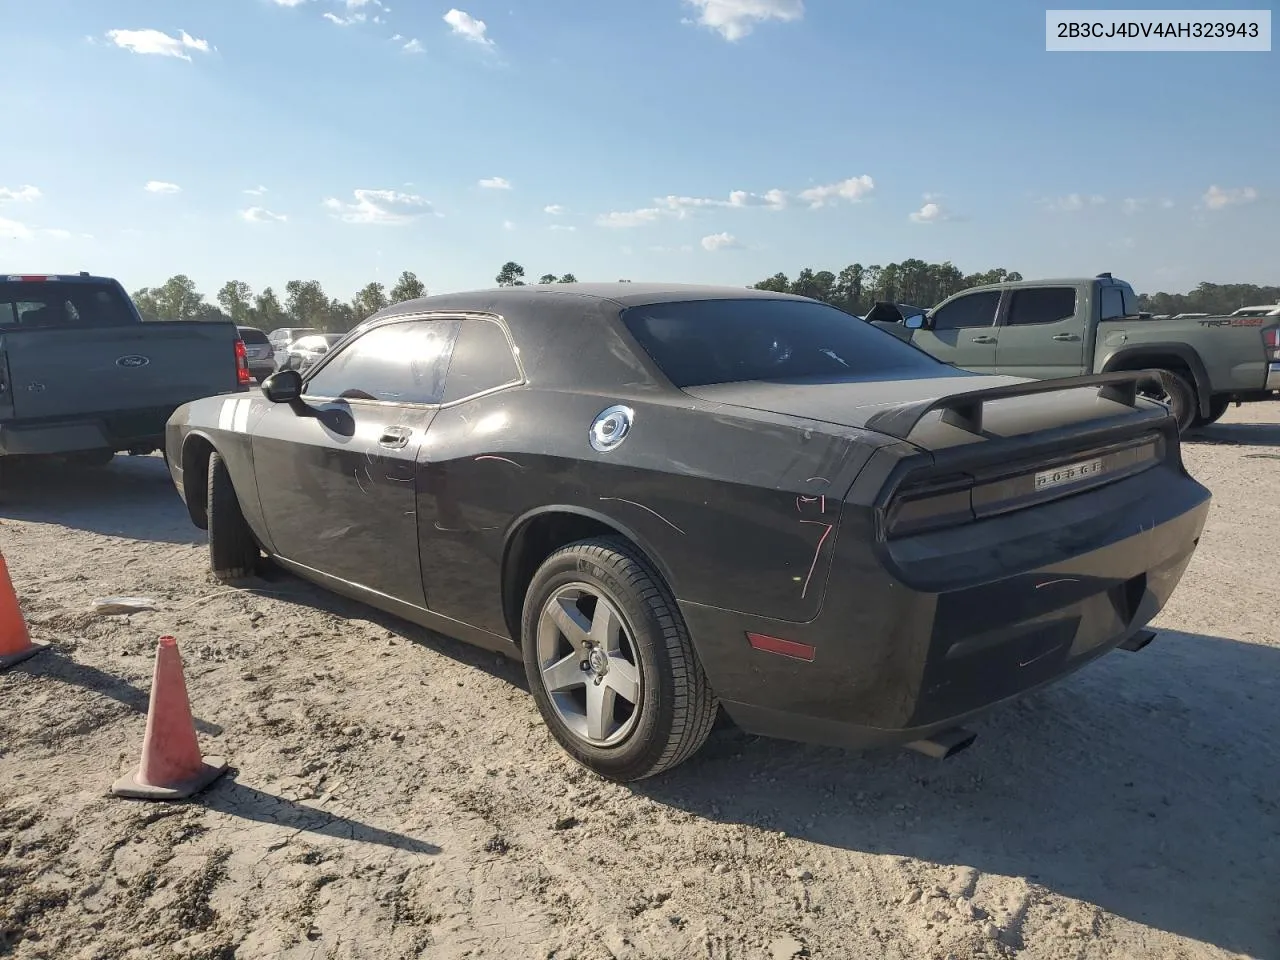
[1,405,1277,960]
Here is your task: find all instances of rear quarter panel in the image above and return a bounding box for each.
[1095,316,1269,393]
[416,387,898,637]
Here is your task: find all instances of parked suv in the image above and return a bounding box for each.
[237,326,275,383]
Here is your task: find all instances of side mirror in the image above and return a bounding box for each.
[904,313,926,330]
[261,369,303,403]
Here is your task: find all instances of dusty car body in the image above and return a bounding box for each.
[164,283,1211,781]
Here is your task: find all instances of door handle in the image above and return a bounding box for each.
[970,335,997,344]
[378,425,412,449]
[1052,333,1081,341]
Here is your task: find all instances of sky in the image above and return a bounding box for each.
[0,0,1276,301]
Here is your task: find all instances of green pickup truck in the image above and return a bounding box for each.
[868,273,1280,431]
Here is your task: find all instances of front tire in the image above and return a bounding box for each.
[521,537,718,782]
[206,451,259,582]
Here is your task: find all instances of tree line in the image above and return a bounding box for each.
[752,261,1279,316]
[128,260,1278,332]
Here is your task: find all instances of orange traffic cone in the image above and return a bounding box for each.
[0,550,47,672]
[111,636,227,800]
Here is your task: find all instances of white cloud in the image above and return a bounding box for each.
[550,224,577,232]
[798,175,874,208]
[444,9,493,45]
[596,207,665,228]
[144,180,182,194]
[658,188,787,215]
[1202,184,1258,210]
[323,188,436,224]
[502,220,516,230]
[270,0,309,6]
[240,207,288,223]
[544,204,566,215]
[1121,198,1142,215]
[403,38,424,53]
[41,228,73,240]
[909,201,949,223]
[701,232,742,251]
[1042,193,1106,212]
[478,176,511,190]
[0,218,32,240]
[684,0,804,41]
[0,185,41,203]
[1160,198,1175,209]
[106,28,210,61]
[323,12,366,25]
[244,185,268,196]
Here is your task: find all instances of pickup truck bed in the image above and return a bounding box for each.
[0,274,248,462]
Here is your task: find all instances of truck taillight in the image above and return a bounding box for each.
[1264,325,1280,361]
[234,339,251,385]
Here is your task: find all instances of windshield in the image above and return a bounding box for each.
[0,280,138,329]
[619,297,943,388]
[238,326,270,344]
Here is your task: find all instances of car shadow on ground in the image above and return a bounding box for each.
[636,629,1280,959]
[228,568,1280,956]
[201,775,441,855]
[1186,419,1280,447]
[0,454,201,545]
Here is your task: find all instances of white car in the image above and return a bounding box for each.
[281,333,346,372]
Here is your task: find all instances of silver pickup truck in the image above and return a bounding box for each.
[0,272,249,469]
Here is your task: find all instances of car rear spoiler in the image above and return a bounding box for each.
[863,371,1151,440]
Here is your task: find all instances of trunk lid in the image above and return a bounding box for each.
[2,322,241,420]
[686,371,1179,537]
[683,371,1165,449]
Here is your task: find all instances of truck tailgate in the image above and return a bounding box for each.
[2,322,240,420]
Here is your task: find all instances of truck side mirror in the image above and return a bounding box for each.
[905,313,926,330]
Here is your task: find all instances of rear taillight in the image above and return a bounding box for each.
[1264,325,1280,361]
[234,339,251,385]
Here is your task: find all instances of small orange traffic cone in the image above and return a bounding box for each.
[111,636,227,800]
[0,550,46,672]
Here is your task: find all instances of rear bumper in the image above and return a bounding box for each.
[681,464,1211,751]
[0,408,176,455]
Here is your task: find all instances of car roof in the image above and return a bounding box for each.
[382,282,814,314]
[366,283,820,395]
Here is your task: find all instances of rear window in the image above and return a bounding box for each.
[620,298,943,388]
[0,281,137,329]
[238,327,270,344]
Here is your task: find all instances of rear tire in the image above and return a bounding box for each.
[1137,369,1196,434]
[206,451,259,582]
[521,536,718,782]
[1191,396,1231,428]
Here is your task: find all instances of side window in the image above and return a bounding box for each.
[1099,287,1126,320]
[930,291,1000,331]
[442,319,522,404]
[304,318,460,404]
[1005,287,1077,326]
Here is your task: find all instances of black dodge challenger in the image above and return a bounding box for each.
[164,283,1211,781]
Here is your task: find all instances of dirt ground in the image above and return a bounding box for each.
[1,404,1277,960]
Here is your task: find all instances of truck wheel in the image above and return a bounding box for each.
[1137,369,1196,434]
[1191,396,1231,428]
[206,451,259,582]
[521,536,719,783]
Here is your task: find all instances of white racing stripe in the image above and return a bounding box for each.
[217,397,256,433]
